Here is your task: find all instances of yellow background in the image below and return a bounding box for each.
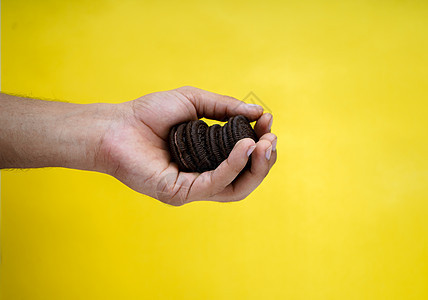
[1,0,428,299]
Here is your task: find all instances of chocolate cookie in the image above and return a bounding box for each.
[168,125,186,171]
[208,124,223,166]
[176,123,197,171]
[191,120,212,172]
[217,123,228,160]
[168,115,258,173]
[231,115,257,143]
[223,119,235,154]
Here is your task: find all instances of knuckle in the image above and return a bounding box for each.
[177,85,196,93]
[261,166,270,178]
[157,192,174,204]
[271,153,278,165]
[267,132,278,142]
[169,201,185,207]
[263,133,277,141]
[227,160,243,175]
[176,86,200,103]
[254,164,270,178]
[258,139,271,148]
[223,94,239,102]
[207,173,222,196]
[159,194,187,207]
[234,138,251,150]
[232,194,248,202]
[156,175,191,207]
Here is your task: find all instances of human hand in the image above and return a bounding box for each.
[97,86,277,206]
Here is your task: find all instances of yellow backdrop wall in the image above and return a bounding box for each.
[1,0,428,299]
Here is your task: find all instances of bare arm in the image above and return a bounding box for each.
[0,87,277,206]
[0,93,114,171]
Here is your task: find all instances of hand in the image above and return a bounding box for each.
[97,86,277,206]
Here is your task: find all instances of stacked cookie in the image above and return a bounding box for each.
[168,115,258,172]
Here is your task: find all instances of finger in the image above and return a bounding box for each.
[176,86,264,122]
[211,137,275,202]
[258,132,277,170]
[187,138,256,201]
[254,112,273,138]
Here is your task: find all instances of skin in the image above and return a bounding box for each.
[0,86,277,206]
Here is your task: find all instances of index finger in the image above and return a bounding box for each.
[176,86,264,121]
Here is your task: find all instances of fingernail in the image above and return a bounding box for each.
[247,145,256,157]
[268,114,273,132]
[247,103,263,110]
[265,146,272,160]
[272,139,277,152]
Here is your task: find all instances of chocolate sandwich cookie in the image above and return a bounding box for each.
[217,123,229,160]
[223,119,235,154]
[204,124,216,168]
[231,115,258,143]
[168,124,188,171]
[184,121,200,171]
[167,115,258,173]
[231,115,258,172]
[208,124,224,166]
[191,120,212,172]
[222,122,232,156]
[176,123,197,171]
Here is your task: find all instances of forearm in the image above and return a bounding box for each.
[0,93,116,171]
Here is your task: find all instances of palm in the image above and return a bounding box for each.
[101,87,277,206]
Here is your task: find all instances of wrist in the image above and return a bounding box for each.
[0,92,133,173]
[65,102,127,173]
[87,101,135,175]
